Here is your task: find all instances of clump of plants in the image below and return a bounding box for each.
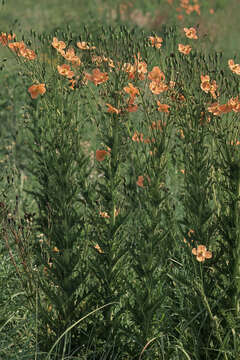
[1,16,240,360]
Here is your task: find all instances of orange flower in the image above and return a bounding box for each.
[228,59,240,75]
[28,84,46,99]
[178,44,192,54]
[20,47,37,60]
[193,4,200,15]
[230,139,240,146]
[183,27,198,39]
[157,101,170,113]
[8,41,26,56]
[127,103,138,112]
[122,62,136,79]
[149,81,168,94]
[96,149,110,161]
[136,175,144,187]
[200,74,218,99]
[57,64,75,79]
[52,37,66,53]
[63,47,75,60]
[136,175,150,187]
[228,96,240,112]
[177,14,184,21]
[99,211,110,218]
[136,61,147,80]
[94,243,104,253]
[0,32,16,46]
[169,80,176,88]
[85,68,108,85]
[123,83,140,98]
[148,66,165,82]
[68,79,76,90]
[106,103,121,114]
[132,131,144,142]
[207,102,232,116]
[77,41,96,50]
[63,48,81,66]
[192,245,212,262]
[148,36,163,49]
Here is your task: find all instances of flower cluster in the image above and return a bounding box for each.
[208,96,240,116]
[148,66,168,94]
[123,83,140,112]
[85,68,109,85]
[122,52,147,80]
[148,36,163,49]
[1,32,37,60]
[200,74,218,99]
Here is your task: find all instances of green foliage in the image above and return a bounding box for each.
[1,2,240,359]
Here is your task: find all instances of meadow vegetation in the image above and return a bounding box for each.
[0,0,240,359]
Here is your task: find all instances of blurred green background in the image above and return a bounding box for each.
[0,0,239,58]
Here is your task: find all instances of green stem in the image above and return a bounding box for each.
[233,164,240,315]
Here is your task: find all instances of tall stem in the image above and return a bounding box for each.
[232,163,240,315]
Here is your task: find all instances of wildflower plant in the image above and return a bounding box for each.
[1,16,240,360]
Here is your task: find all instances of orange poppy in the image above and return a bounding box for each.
[192,245,212,262]
[228,96,240,112]
[149,81,168,95]
[20,47,37,60]
[77,41,96,50]
[96,149,110,161]
[51,37,66,53]
[123,83,140,98]
[183,27,198,39]
[228,59,240,75]
[0,32,16,46]
[200,75,218,99]
[148,66,165,82]
[122,62,136,79]
[157,101,170,113]
[178,44,192,55]
[85,68,108,85]
[63,48,81,66]
[28,84,46,99]
[208,102,232,116]
[8,41,26,56]
[127,103,138,112]
[132,131,144,142]
[148,36,163,49]
[57,64,75,79]
[136,175,144,187]
[136,61,147,80]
